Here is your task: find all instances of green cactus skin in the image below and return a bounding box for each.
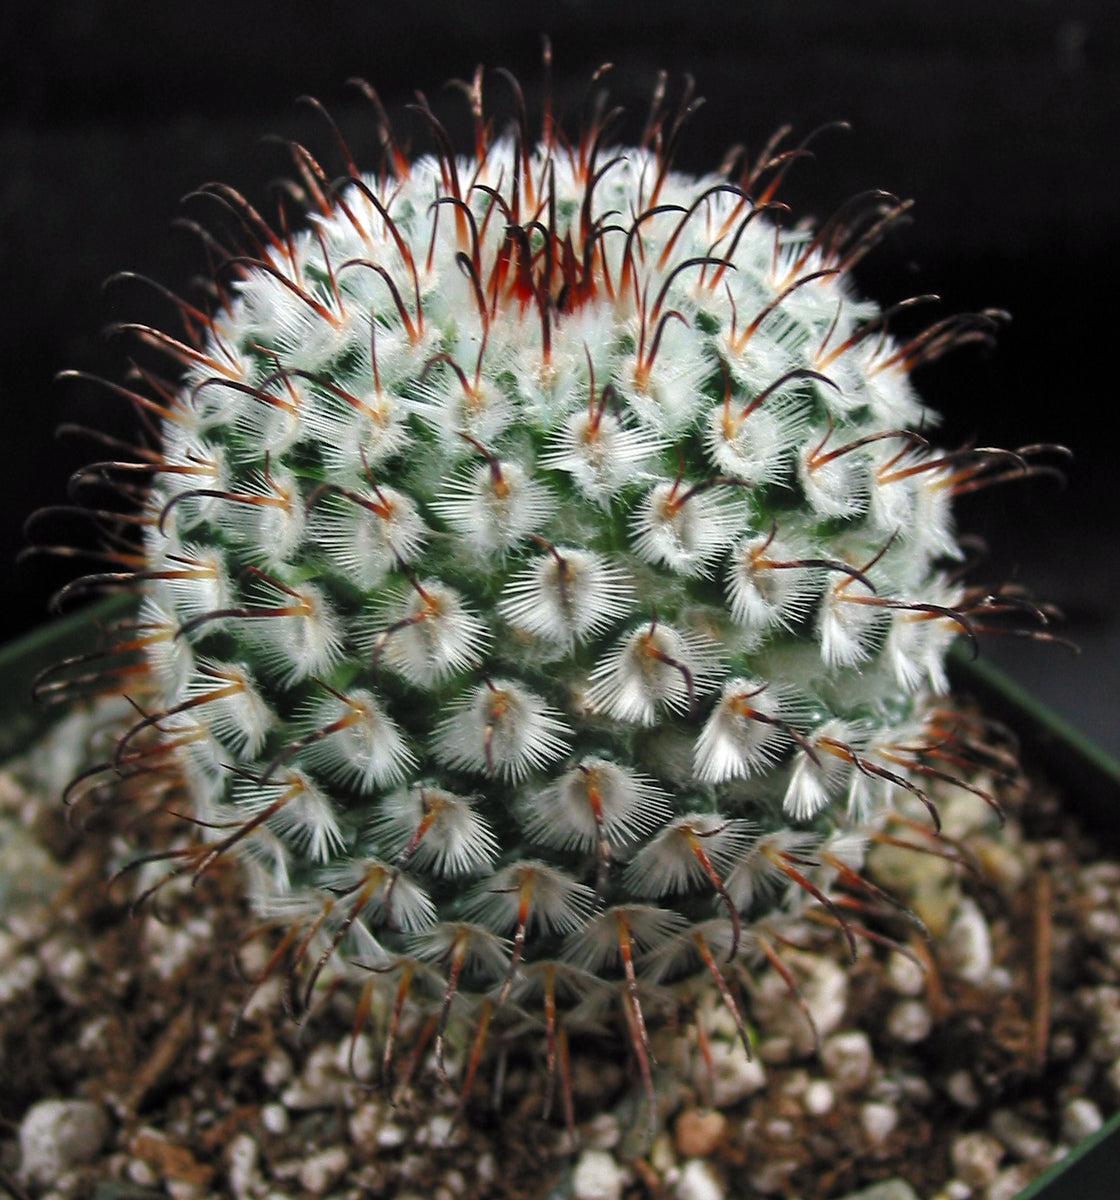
[46,65,1057,1130]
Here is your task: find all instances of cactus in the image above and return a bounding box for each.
[44,62,1060,1129]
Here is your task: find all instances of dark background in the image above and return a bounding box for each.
[3,0,1118,754]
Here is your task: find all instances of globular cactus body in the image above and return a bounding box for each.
[49,65,1051,1124]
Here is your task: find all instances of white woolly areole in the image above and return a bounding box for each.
[520,759,673,853]
[231,769,346,864]
[462,861,597,937]
[693,677,793,783]
[724,829,823,912]
[631,479,747,577]
[242,580,344,686]
[433,678,571,782]
[884,583,965,693]
[564,904,691,974]
[783,719,866,822]
[498,546,634,647]
[294,688,415,793]
[367,580,488,687]
[588,621,721,725]
[414,369,516,453]
[817,579,887,669]
[431,458,552,557]
[705,393,810,486]
[303,382,414,477]
[315,857,437,933]
[212,466,305,570]
[369,784,499,878]
[623,814,756,898]
[798,433,871,520]
[184,660,273,758]
[309,484,427,591]
[153,544,231,628]
[725,531,822,634]
[137,597,193,700]
[408,922,511,981]
[541,407,662,505]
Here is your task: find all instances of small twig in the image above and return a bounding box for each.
[911,933,949,1022]
[123,1003,196,1113]
[1030,868,1052,1072]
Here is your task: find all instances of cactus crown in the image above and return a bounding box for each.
[46,61,1059,1126]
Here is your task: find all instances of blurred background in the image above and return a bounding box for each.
[3,0,1117,754]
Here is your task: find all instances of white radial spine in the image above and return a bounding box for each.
[588,620,721,725]
[433,678,572,782]
[498,546,634,647]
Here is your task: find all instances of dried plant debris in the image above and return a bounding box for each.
[1,708,1117,1200]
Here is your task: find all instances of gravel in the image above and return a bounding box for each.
[949,1130,1004,1189]
[17,1099,112,1188]
[571,1149,626,1200]
[821,1030,874,1092]
[886,999,934,1044]
[2,708,1119,1200]
[675,1158,724,1200]
[672,1108,726,1158]
[1060,1096,1103,1142]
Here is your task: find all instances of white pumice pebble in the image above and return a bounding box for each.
[860,1101,899,1146]
[945,898,993,984]
[988,1109,1052,1162]
[1060,1096,1103,1143]
[821,1031,874,1092]
[886,949,926,996]
[950,1131,1004,1188]
[572,1148,627,1200]
[298,1146,350,1195]
[803,1079,835,1115]
[18,1100,111,1188]
[697,1036,768,1106]
[261,1104,290,1135]
[886,998,933,1043]
[675,1159,726,1200]
[945,1069,982,1109]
